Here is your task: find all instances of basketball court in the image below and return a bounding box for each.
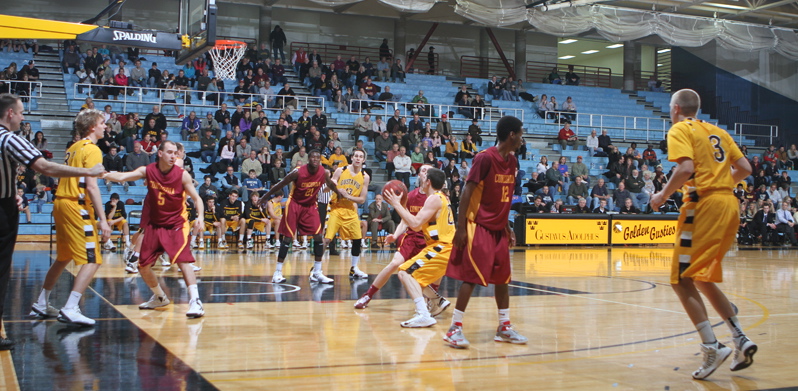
[1,243,795,390]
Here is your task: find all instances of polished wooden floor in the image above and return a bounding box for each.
[2,242,797,390]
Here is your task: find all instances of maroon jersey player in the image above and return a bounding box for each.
[103,141,206,318]
[444,116,527,349]
[260,149,342,284]
[353,164,450,315]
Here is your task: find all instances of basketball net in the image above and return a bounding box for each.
[208,40,247,81]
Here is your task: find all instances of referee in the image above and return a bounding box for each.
[0,94,105,349]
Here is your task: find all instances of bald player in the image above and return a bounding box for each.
[650,89,756,380]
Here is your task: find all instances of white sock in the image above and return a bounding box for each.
[151,284,166,298]
[452,309,465,326]
[725,316,744,339]
[64,291,82,310]
[190,234,196,242]
[314,261,323,272]
[276,262,284,272]
[188,284,199,301]
[37,288,51,306]
[498,308,510,324]
[133,251,140,258]
[239,234,244,241]
[414,297,429,316]
[696,320,717,345]
[351,256,359,268]
[124,234,130,243]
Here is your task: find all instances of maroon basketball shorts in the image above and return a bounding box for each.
[139,223,195,267]
[397,231,427,261]
[446,221,511,286]
[278,200,321,238]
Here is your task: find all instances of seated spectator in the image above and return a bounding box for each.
[777,171,791,193]
[558,122,577,150]
[393,146,412,188]
[561,96,577,122]
[460,134,478,160]
[545,161,566,195]
[62,44,80,73]
[220,139,237,170]
[567,176,589,205]
[409,90,430,116]
[102,145,126,191]
[31,131,48,155]
[313,73,333,101]
[423,151,442,169]
[290,146,309,169]
[220,166,242,196]
[776,145,793,169]
[199,129,218,163]
[140,133,158,163]
[410,146,424,173]
[443,134,459,163]
[276,83,297,109]
[619,198,639,214]
[385,143,400,178]
[536,94,549,119]
[353,113,374,142]
[242,169,264,199]
[376,57,390,81]
[613,181,632,211]
[572,197,591,213]
[16,188,31,223]
[598,129,612,154]
[104,192,131,249]
[642,144,660,166]
[547,67,561,84]
[390,58,405,83]
[593,198,610,214]
[767,183,784,205]
[124,142,149,185]
[367,194,395,248]
[585,129,599,157]
[565,65,580,86]
[181,111,201,140]
[626,169,649,211]
[752,203,777,243]
[776,201,798,246]
[236,138,252,169]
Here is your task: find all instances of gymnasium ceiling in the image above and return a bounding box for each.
[227,0,798,29]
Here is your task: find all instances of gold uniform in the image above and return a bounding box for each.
[246,203,268,232]
[269,198,283,218]
[54,138,103,265]
[668,118,744,284]
[398,191,455,287]
[325,167,364,240]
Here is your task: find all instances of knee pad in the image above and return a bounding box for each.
[278,237,291,259]
[351,238,361,256]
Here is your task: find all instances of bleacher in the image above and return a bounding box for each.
[10,48,784,238]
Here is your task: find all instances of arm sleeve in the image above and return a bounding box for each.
[5,134,43,166]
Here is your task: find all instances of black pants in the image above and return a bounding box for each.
[0,197,19,332]
[318,202,328,229]
[777,223,798,245]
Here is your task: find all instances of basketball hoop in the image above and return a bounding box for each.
[208,40,247,81]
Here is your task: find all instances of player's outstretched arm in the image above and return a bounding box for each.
[453,181,479,249]
[260,169,299,207]
[183,171,205,230]
[385,190,440,231]
[103,166,147,183]
[30,159,105,178]
[385,220,409,244]
[650,157,693,210]
[323,170,342,194]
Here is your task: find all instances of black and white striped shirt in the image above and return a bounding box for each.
[0,125,43,199]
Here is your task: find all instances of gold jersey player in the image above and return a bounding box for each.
[650,89,756,380]
[103,141,206,318]
[30,109,111,326]
[325,148,371,279]
[260,149,342,284]
[384,168,454,328]
[354,164,450,316]
[444,116,527,349]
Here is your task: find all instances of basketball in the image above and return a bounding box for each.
[382,180,408,206]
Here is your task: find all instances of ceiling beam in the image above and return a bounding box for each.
[332,2,359,14]
[721,0,798,19]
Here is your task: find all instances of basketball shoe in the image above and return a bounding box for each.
[30,302,59,318]
[125,261,139,274]
[692,342,733,380]
[198,240,205,249]
[309,268,334,284]
[246,239,254,249]
[139,295,170,309]
[349,266,368,279]
[186,299,205,318]
[730,336,757,371]
[428,297,451,317]
[272,270,286,283]
[58,307,95,326]
[444,323,470,349]
[102,240,116,251]
[238,241,244,249]
[190,239,197,249]
[354,294,371,309]
[218,240,228,249]
[293,240,302,248]
[160,254,171,266]
[401,312,437,328]
[494,322,528,344]
[123,246,133,262]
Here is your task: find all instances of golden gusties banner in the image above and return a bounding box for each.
[610,218,678,244]
[526,218,609,245]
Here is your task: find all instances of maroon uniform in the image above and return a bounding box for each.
[396,188,429,260]
[279,165,326,237]
[139,163,195,267]
[447,147,517,286]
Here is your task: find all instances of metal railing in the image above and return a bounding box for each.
[734,123,778,147]
[526,61,612,88]
[289,42,392,65]
[459,56,514,79]
[347,98,524,134]
[73,83,324,114]
[542,110,723,142]
[405,50,439,75]
[1,80,43,112]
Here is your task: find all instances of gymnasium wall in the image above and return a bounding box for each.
[672,46,797,145]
